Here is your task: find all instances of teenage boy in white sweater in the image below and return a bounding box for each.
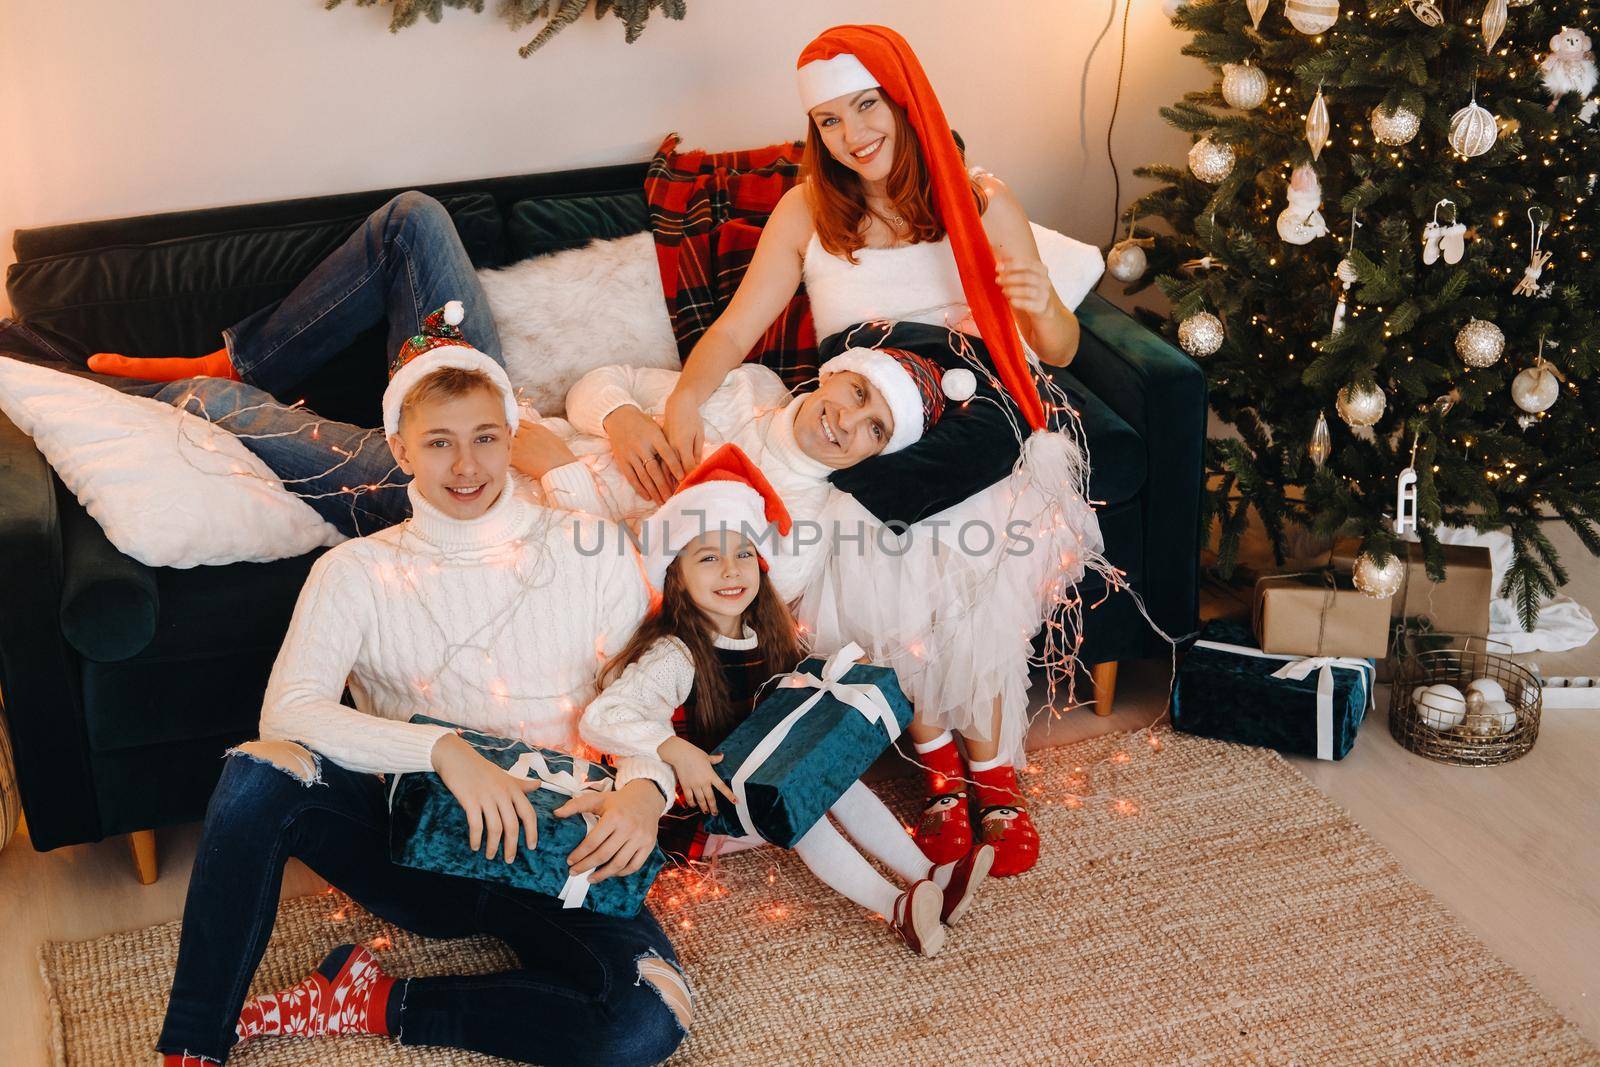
[155,306,688,1067]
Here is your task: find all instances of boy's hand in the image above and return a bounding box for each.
[658,736,739,814]
[559,779,664,883]
[430,732,541,863]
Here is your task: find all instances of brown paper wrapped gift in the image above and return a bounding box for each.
[1251,570,1392,659]
[1329,541,1493,635]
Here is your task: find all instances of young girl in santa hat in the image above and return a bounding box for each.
[581,444,993,958]
[645,24,1107,880]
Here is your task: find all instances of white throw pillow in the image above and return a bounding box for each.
[0,358,344,568]
[1031,222,1105,311]
[479,231,680,417]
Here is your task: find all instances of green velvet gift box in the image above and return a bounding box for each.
[704,645,913,848]
[388,716,665,918]
[1173,620,1375,761]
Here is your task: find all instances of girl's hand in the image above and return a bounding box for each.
[603,405,685,504]
[509,418,579,481]
[558,780,665,883]
[658,736,739,814]
[997,257,1054,317]
[662,391,707,471]
[430,732,542,863]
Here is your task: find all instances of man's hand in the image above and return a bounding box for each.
[603,405,685,504]
[662,391,707,471]
[510,418,580,481]
[559,779,664,883]
[658,736,737,814]
[430,732,542,863]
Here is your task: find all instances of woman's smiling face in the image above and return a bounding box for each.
[809,87,896,183]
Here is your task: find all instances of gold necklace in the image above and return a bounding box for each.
[865,198,904,228]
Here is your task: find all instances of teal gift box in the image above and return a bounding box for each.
[1173,620,1375,761]
[704,644,913,848]
[388,716,665,918]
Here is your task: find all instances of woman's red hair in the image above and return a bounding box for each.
[802,91,987,264]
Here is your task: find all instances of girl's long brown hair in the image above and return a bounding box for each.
[599,561,804,743]
[803,90,988,265]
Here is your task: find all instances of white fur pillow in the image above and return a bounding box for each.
[479,231,680,416]
[1031,222,1105,310]
[0,358,344,567]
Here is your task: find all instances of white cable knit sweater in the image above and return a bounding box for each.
[546,363,835,602]
[258,476,676,802]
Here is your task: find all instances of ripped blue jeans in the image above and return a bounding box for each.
[158,747,687,1066]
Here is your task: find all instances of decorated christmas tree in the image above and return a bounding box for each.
[1120,0,1599,627]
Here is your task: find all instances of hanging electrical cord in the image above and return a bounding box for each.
[1106,0,1135,248]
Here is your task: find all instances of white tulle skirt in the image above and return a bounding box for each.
[794,430,1108,767]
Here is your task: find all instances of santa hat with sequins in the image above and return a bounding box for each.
[796,24,1046,434]
[381,301,519,438]
[819,346,975,454]
[640,444,794,592]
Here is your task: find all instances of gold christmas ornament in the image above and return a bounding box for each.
[1455,318,1505,367]
[1309,410,1332,467]
[1413,682,1468,727]
[1370,103,1422,145]
[1482,0,1508,53]
[1305,85,1331,159]
[1285,0,1339,35]
[1223,63,1270,110]
[1449,99,1498,157]
[1248,0,1271,27]
[1178,312,1226,356]
[1354,551,1407,600]
[1107,239,1148,282]
[1188,137,1236,183]
[1336,381,1386,426]
[1512,361,1561,412]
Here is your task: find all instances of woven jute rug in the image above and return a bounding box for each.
[38,729,1599,1065]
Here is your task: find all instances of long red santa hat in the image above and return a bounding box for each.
[796,24,1047,433]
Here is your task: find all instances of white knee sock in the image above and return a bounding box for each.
[792,817,902,918]
[828,781,934,885]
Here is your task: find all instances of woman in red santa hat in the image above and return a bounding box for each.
[637,24,1107,879]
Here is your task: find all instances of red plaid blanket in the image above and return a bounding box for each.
[644,133,819,391]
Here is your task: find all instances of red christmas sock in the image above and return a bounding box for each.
[88,347,237,382]
[235,944,396,1042]
[971,763,1040,877]
[912,735,973,865]
[162,1055,220,1066]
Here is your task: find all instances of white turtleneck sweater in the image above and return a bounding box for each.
[258,476,675,803]
[541,363,835,603]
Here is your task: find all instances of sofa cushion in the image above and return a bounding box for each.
[506,191,648,259]
[4,193,502,365]
[1041,362,1146,508]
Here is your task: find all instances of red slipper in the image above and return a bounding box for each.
[939,842,994,926]
[889,879,946,957]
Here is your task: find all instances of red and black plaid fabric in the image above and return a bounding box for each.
[644,133,820,392]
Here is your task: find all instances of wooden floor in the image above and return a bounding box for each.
[2,526,1596,1065]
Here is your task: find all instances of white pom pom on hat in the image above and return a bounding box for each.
[818,346,973,454]
[381,300,518,438]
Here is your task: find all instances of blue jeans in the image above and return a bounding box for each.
[116,191,504,537]
[158,749,686,1066]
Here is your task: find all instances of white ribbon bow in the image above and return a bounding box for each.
[506,750,613,909]
[728,642,902,841]
[1193,640,1375,761]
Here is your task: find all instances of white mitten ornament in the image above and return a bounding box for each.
[1277,164,1329,245]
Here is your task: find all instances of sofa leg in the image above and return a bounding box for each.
[1091,661,1118,717]
[129,829,158,885]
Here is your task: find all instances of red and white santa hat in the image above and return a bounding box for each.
[381,301,519,438]
[819,345,975,454]
[640,444,794,593]
[796,25,1046,433]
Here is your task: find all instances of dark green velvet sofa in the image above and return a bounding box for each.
[0,162,1205,875]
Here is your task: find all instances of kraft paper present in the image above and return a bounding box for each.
[1330,540,1493,635]
[1251,570,1392,659]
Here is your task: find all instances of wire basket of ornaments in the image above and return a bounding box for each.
[1389,635,1541,766]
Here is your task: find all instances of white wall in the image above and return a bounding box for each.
[0,0,1206,316]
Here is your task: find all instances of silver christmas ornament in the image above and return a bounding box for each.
[1335,257,1360,284]
[1188,138,1236,184]
[1223,63,1270,110]
[1336,382,1386,426]
[1178,312,1226,357]
[1305,85,1331,159]
[1407,0,1443,25]
[1512,362,1560,412]
[1285,0,1339,34]
[1455,318,1505,367]
[1449,99,1498,157]
[1370,103,1422,145]
[1517,412,1539,430]
[1352,550,1406,598]
[1309,411,1332,467]
[1107,239,1148,282]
